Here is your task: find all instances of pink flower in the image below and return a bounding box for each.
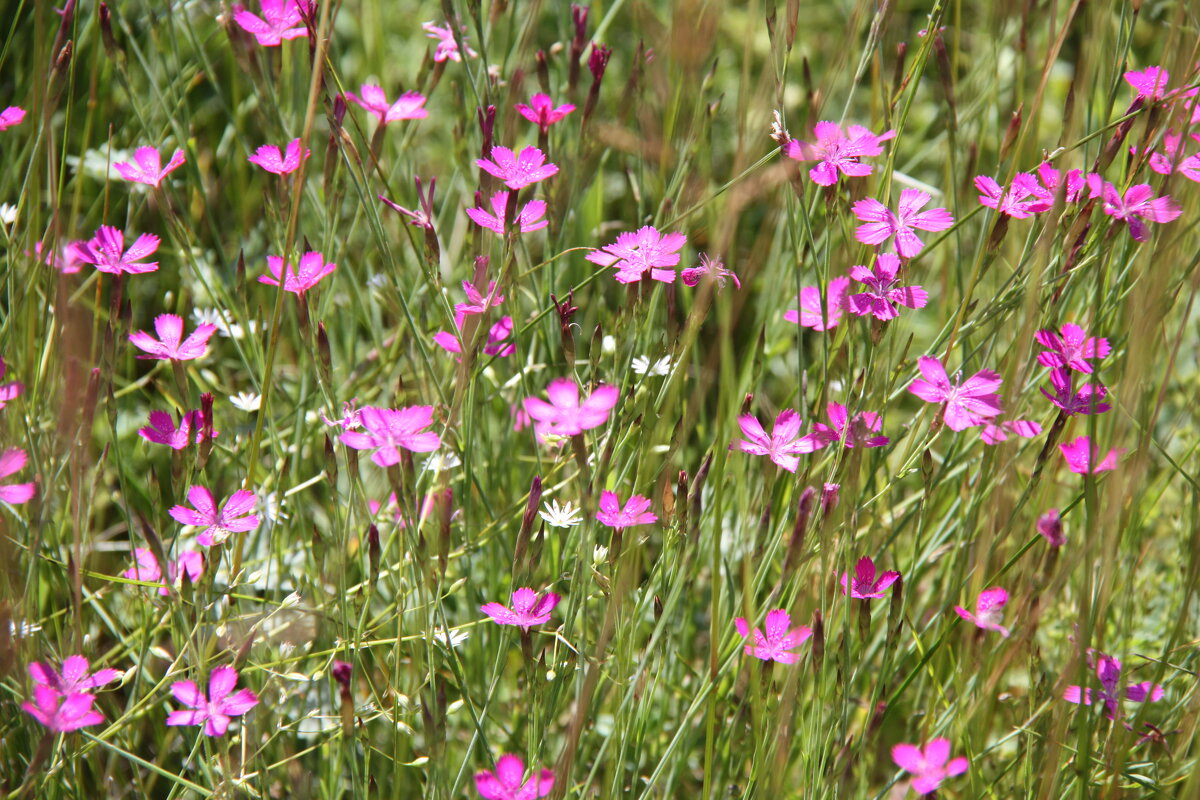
[840,556,900,599]
[170,486,259,546]
[79,226,160,275]
[423,21,477,62]
[783,121,895,186]
[321,399,362,430]
[908,356,1003,431]
[891,738,969,795]
[476,146,559,190]
[247,138,310,174]
[475,754,554,800]
[1063,653,1164,720]
[465,191,548,235]
[32,239,90,274]
[852,189,955,259]
[456,280,504,317]
[1143,132,1200,183]
[345,85,429,124]
[734,609,813,664]
[1035,323,1110,374]
[1094,180,1181,241]
[232,0,309,46]
[167,665,259,736]
[1037,508,1065,547]
[808,402,889,449]
[595,491,657,529]
[22,687,104,732]
[1034,162,1086,203]
[113,146,186,188]
[30,656,121,694]
[379,177,437,230]
[128,314,217,360]
[515,93,576,133]
[979,418,1042,445]
[954,587,1011,637]
[586,226,688,284]
[681,253,740,289]
[0,357,23,409]
[122,548,203,596]
[974,173,1051,218]
[339,406,441,466]
[1040,368,1110,416]
[1059,435,1121,474]
[433,316,515,358]
[0,106,26,131]
[1123,66,1172,100]
[0,448,36,505]
[846,253,927,321]
[732,409,819,472]
[137,408,217,450]
[480,588,561,631]
[522,378,618,438]
[785,277,851,330]
[258,251,336,295]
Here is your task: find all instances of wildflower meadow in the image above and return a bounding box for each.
[3,0,1200,797]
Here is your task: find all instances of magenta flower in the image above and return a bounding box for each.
[522,378,619,438]
[339,406,441,466]
[852,189,954,259]
[138,408,216,450]
[953,587,1011,637]
[1094,180,1181,241]
[0,448,35,505]
[128,314,217,361]
[0,106,26,131]
[1037,508,1065,547]
[840,556,900,599]
[1041,368,1110,416]
[846,253,928,321]
[1035,323,1110,374]
[122,548,203,596]
[167,665,259,736]
[1035,162,1087,203]
[380,177,437,231]
[1123,66,1172,100]
[22,687,104,732]
[475,754,554,800]
[170,486,259,546]
[681,253,740,289]
[480,588,561,631]
[891,738,969,796]
[595,491,657,529]
[113,146,186,188]
[515,93,576,133]
[1059,436,1121,474]
[783,121,895,186]
[433,316,515,358]
[908,356,1003,431]
[979,418,1042,445]
[247,138,310,174]
[785,277,851,330]
[346,85,429,125]
[259,251,336,295]
[30,656,121,694]
[79,226,160,275]
[1063,653,1164,720]
[1143,132,1200,183]
[476,146,559,190]
[734,609,813,664]
[732,409,819,473]
[809,402,889,449]
[974,173,1051,218]
[32,239,89,274]
[423,21,477,62]
[232,0,309,46]
[0,357,24,409]
[466,191,548,235]
[456,280,504,317]
[586,226,688,284]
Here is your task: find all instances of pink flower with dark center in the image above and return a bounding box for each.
[732,409,821,472]
[840,555,900,599]
[0,106,26,131]
[891,738,969,795]
[22,687,104,732]
[846,253,928,321]
[908,356,1003,431]
[0,357,24,409]
[979,418,1042,445]
[953,587,1011,637]
[433,316,515,358]
[595,491,657,529]
[808,402,889,449]
[79,226,160,275]
[475,754,554,800]
[232,0,309,46]
[1035,323,1110,374]
[137,408,217,450]
[974,173,1051,218]
[1059,436,1121,474]
[681,253,741,289]
[515,93,576,133]
[423,21,477,62]
[339,406,441,466]
[852,189,954,258]
[247,138,310,174]
[0,448,36,504]
[476,146,559,190]
[1063,653,1164,720]
[466,191,548,235]
[167,665,259,736]
[1040,368,1110,416]
[345,85,429,124]
[258,251,336,295]
[586,226,687,284]
[1093,180,1181,241]
[128,314,217,360]
[114,146,186,187]
[1034,162,1086,203]
[522,378,618,438]
[122,548,203,596]
[734,609,813,664]
[480,588,561,631]
[1123,66,1172,100]
[783,121,896,186]
[785,277,851,330]
[170,486,260,546]
[1037,508,1065,546]
[30,656,121,694]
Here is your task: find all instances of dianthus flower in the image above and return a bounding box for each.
[586,226,687,284]
[0,106,26,131]
[953,587,1011,637]
[169,486,259,546]
[29,655,121,695]
[908,356,1003,431]
[114,146,186,187]
[79,226,160,275]
[233,0,309,46]
[595,491,657,529]
[423,21,477,62]
[476,146,558,189]
[258,251,336,295]
[974,172,1051,218]
[1063,652,1164,720]
[734,609,812,664]
[1034,323,1110,374]
[167,665,259,736]
[475,754,553,800]
[339,406,441,466]
[515,93,575,133]
[785,277,850,331]
[247,138,310,174]
[808,402,889,448]
[345,85,429,124]
[1040,368,1110,416]
[846,253,927,321]
[891,738,969,796]
[1059,435,1121,474]
[783,121,895,186]
[522,378,618,437]
[0,448,35,504]
[22,687,104,732]
[852,189,954,258]
[128,314,217,360]
[732,409,819,472]
[465,191,548,235]
[138,408,217,450]
[1092,179,1181,241]
[480,588,561,631]
[840,555,900,599]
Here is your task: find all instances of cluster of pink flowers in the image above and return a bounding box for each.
[732,402,889,473]
[22,656,120,732]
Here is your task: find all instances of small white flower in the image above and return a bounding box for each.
[258,490,289,525]
[0,203,17,225]
[631,355,671,376]
[769,109,790,145]
[592,544,609,565]
[8,619,42,638]
[539,499,583,528]
[230,391,262,412]
[422,451,461,474]
[192,307,261,340]
[430,627,470,649]
[601,335,617,354]
[366,273,389,289]
[66,148,134,182]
